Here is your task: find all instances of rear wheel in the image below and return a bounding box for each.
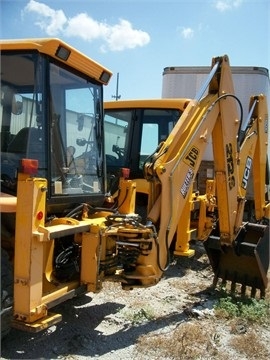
[1,249,13,339]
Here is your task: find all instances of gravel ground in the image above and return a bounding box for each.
[1,242,270,360]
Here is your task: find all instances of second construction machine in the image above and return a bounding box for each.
[104,58,270,298]
[1,41,269,338]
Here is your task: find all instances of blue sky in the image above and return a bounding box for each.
[1,0,269,100]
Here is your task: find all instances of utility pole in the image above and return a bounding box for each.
[112,72,121,100]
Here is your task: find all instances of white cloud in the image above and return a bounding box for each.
[180,27,194,39]
[24,0,150,52]
[25,0,67,36]
[65,13,109,41]
[214,0,243,12]
[105,19,150,51]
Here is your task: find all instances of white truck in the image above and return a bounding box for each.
[162,66,270,120]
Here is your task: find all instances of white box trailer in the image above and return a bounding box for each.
[162,65,270,199]
[162,65,270,158]
[162,66,269,119]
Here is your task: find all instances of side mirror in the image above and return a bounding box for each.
[76,138,87,146]
[1,86,23,115]
[12,94,23,115]
[77,114,84,131]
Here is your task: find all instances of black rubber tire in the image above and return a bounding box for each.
[1,249,14,339]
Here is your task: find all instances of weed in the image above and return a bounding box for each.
[123,306,156,325]
[229,330,270,359]
[135,321,225,359]
[214,292,270,324]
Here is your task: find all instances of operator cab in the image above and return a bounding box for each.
[1,41,109,215]
[104,99,189,194]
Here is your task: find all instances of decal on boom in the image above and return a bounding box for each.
[242,156,252,190]
[184,146,200,169]
[180,168,194,198]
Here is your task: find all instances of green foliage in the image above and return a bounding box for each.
[214,293,270,324]
[128,307,155,325]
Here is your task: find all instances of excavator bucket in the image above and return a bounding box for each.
[204,223,269,297]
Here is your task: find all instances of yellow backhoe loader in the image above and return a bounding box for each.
[1,38,112,337]
[1,40,269,339]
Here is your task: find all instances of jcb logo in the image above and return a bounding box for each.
[184,146,199,169]
[241,156,252,189]
[226,143,235,190]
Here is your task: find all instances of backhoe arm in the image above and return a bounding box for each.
[140,55,268,295]
[205,92,269,296]
[238,94,269,221]
[145,55,241,267]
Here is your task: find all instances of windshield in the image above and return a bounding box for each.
[104,107,181,171]
[49,63,103,196]
[104,109,132,168]
[1,51,104,201]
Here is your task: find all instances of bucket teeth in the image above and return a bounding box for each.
[251,287,256,298]
[231,281,236,293]
[221,277,227,287]
[241,284,246,296]
[212,277,266,298]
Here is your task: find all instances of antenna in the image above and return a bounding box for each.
[112,72,121,101]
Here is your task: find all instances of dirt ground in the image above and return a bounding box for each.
[1,242,270,360]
